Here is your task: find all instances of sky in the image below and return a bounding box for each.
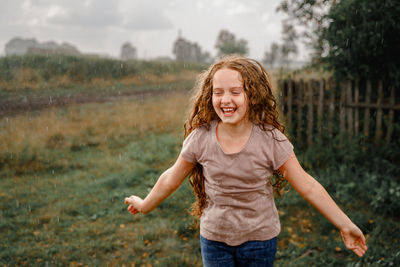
[0,0,308,61]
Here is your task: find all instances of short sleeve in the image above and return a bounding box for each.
[180,128,201,163]
[269,128,294,170]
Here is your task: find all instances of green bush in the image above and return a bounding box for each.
[296,133,400,216]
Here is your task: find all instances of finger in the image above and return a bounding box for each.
[360,236,368,250]
[128,205,135,211]
[127,206,138,214]
[125,197,134,205]
[359,240,368,251]
[350,246,362,257]
[131,209,139,215]
[362,243,368,251]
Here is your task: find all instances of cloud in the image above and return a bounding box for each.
[212,0,255,16]
[46,0,121,28]
[119,1,173,31]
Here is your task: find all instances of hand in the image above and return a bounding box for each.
[340,224,368,257]
[124,195,144,215]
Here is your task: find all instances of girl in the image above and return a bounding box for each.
[125,56,367,266]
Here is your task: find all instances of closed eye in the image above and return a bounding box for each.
[213,90,223,95]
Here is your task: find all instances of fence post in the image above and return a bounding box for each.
[297,80,304,144]
[375,81,383,142]
[386,86,395,142]
[328,79,335,137]
[279,80,285,117]
[287,79,293,129]
[340,81,346,135]
[363,81,371,137]
[346,81,354,136]
[354,79,359,136]
[307,80,314,146]
[317,79,324,138]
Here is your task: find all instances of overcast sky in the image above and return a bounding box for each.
[0,0,308,61]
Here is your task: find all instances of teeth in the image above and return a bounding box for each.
[222,108,234,112]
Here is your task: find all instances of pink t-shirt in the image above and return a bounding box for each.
[180,120,293,246]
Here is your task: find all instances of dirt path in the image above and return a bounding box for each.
[0,88,185,117]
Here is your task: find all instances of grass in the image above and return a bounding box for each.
[1,84,398,266]
[0,91,202,266]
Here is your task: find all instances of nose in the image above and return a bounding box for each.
[221,92,232,104]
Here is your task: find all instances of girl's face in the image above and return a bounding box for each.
[212,68,249,126]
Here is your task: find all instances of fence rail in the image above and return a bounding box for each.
[278,79,399,146]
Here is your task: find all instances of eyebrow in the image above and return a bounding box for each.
[213,86,243,90]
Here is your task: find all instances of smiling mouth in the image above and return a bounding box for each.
[221,107,236,114]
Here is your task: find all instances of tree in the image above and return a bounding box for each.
[120,42,137,60]
[277,0,335,59]
[215,29,249,58]
[322,0,400,82]
[263,42,280,68]
[278,0,400,84]
[280,22,299,66]
[172,36,211,63]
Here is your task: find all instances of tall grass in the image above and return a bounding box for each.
[0,91,189,176]
[0,54,204,92]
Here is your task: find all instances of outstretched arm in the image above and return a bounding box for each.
[279,151,368,257]
[125,155,195,214]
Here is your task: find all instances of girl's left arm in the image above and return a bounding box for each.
[279,151,368,257]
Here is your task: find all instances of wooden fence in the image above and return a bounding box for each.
[278,79,399,146]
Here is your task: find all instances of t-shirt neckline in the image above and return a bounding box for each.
[212,120,255,156]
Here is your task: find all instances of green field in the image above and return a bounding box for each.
[0,56,399,266]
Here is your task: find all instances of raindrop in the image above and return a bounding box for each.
[346,39,349,47]
[119,153,122,161]
[46,126,49,132]
[57,216,60,223]
[52,169,55,175]
[16,199,19,208]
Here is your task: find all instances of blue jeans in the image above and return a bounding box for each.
[200,235,277,267]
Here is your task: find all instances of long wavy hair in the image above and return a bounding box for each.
[184,55,288,225]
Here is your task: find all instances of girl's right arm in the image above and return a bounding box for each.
[124,155,195,214]
[279,151,368,257]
